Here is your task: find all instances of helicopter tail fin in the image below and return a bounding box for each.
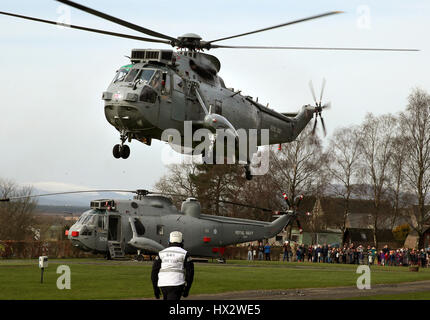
[290,105,315,140]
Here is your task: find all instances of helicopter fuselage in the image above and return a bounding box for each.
[67,195,294,258]
[103,49,315,156]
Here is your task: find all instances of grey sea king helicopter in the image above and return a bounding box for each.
[0,1,418,180]
[1,189,309,261]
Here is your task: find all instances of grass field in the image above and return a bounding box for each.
[1,258,430,299]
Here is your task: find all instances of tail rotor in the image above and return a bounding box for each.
[309,78,330,136]
[280,193,312,233]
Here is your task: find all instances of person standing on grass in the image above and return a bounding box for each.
[247,243,253,261]
[296,245,301,262]
[258,241,264,260]
[283,241,290,262]
[264,242,271,261]
[322,244,329,263]
[307,246,313,262]
[380,250,386,266]
[151,231,194,300]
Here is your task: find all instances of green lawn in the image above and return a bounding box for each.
[1,259,430,299]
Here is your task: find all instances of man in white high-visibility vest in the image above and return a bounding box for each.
[151,231,194,300]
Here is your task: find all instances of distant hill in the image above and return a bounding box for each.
[35,204,88,215]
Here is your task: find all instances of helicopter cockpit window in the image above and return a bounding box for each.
[80,215,90,224]
[136,69,155,85]
[112,68,130,83]
[84,215,97,226]
[150,70,162,90]
[124,68,139,83]
[77,213,86,224]
[139,86,157,104]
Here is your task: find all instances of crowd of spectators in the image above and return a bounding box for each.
[281,242,430,267]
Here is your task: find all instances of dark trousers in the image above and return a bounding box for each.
[161,285,185,300]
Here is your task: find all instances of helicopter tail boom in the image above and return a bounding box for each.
[264,212,296,238]
[289,105,315,140]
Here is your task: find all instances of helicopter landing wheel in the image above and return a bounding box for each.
[113,144,130,159]
[120,144,130,159]
[113,144,121,159]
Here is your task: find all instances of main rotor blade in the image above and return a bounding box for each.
[320,116,327,136]
[282,193,292,208]
[148,190,275,212]
[210,44,419,51]
[0,11,171,44]
[208,11,343,44]
[0,190,137,202]
[294,195,304,207]
[56,0,176,42]
[320,78,326,104]
[309,80,318,105]
[312,116,318,135]
[0,186,280,214]
[217,199,274,212]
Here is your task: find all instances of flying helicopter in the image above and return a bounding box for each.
[1,189,309,261]
[0,1,418,180]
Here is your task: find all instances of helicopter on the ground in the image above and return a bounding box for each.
[1,189,309,260]
[0,1,418,180]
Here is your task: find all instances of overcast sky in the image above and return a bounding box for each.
[0,0,428,198]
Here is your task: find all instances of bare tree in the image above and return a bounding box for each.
[0,179,37,240]
[325,126,362,234]
[269,125,325,201]
[154,162,246,216]
[387,134,413,229]
[154,162,200,208]
[190,164,245,216]
[230,174,281,221]
[269,126,326,239]
[358,113,397,247]
[399,88,430,248]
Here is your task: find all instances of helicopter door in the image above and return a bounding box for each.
[171,74,186,121]
[160,72,171,97]
[95,215,108,251]
[108,215,121,242]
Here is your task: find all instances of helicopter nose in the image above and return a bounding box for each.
[104,102,154,131]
